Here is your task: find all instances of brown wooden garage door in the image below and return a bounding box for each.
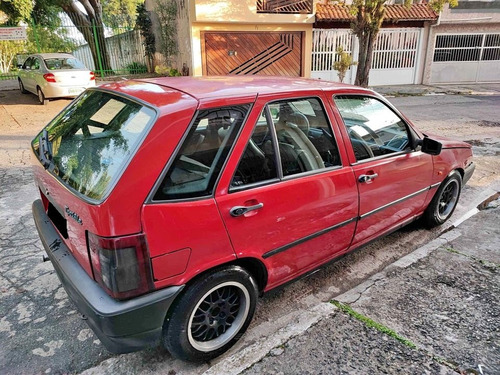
[202,32,303,76]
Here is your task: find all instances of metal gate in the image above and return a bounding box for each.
[311,28,423,85]
[430,33,500,83]
[370,28,422,86]
[311,29,353,82]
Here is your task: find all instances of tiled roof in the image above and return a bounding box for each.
[316,3,438,23]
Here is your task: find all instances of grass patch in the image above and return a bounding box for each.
[444,247,500,269]
[331,300,417,349]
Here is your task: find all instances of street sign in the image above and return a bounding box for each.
[0,27,27,41]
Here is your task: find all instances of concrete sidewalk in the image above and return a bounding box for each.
[372,83,500,97]
[243,198,500,375]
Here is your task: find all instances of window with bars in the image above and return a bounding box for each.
[433,34,500,62]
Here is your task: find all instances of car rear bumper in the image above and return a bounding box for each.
[32,199,184,354]
[43,82,95,98]
[463,162,475,185]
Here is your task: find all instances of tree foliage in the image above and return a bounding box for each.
[0,41,25,73]
[349,0,457,87]
[102,0,143,32]
[155,0,177,65]
[0,0,32,23]
[333,46,356,83]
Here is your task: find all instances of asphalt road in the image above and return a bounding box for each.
[0,91,499,374]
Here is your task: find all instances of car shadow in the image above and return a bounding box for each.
[0,90,73,106]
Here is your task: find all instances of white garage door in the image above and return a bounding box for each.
[430,33,500,83]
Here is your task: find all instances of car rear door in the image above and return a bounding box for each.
[215,93,358,291]
[331,94,434,247]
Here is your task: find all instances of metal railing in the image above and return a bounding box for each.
[256,0,313,14]
[1,16,149,80]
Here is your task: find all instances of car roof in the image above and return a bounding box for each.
[137,76,368,101]
[98,76,375,112]
[30,53,76,59]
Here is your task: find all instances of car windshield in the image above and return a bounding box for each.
[32,90,156,201]
[44,57,86,70]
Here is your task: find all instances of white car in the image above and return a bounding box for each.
[18,53,96,105]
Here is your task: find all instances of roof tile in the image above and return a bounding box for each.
[316,3,438,22]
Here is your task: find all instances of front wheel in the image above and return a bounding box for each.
[163,266,258,362]
[423,171,462,228]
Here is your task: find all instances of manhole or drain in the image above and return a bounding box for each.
[478,192,500,210]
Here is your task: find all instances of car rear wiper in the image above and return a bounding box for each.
[39,129,54,170]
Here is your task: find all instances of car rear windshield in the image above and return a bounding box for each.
[44,57,86,70]
[32,90,156,201]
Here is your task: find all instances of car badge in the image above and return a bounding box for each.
[65,206,83,225]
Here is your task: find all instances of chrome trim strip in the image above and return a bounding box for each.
[430,182,441,189]
[360,185,431,219]
[262,217,357,259]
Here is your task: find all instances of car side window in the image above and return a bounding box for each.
[270,97,341,177]
[154,105,250,200]
[231,109,278,188]
[32,58,40,70]
[22,57,32,70]
[334,95,410,162]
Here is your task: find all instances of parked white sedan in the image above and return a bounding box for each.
[18,53,96,105]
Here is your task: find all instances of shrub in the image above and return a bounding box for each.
[154,65,182,77]
[126,62,147,74]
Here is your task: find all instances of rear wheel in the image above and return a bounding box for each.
[37,87,48,105]
[18,79,27,94]
[163,266,258,362]
[423,171,462,228]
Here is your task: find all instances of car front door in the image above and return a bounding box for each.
[215,94,358,291]
[19,57,34,92]
[332,95,433,247]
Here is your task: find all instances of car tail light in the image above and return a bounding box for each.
[90,71,95,81]
[88,232,154,300]
[43,73,56,83]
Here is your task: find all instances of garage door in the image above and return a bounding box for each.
[431,33,500,83]
[202,32,303,76]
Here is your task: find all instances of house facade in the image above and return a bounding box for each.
[312,2,439,85]
[146,0,317,77]
[423,1,500,84]
[145,0,499,85]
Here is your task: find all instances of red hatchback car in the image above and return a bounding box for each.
[32,77,474,361]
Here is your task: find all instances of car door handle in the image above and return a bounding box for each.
[230,203,264,217]
[358,173,378,183]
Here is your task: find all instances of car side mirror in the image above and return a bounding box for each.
[418,137,442,155]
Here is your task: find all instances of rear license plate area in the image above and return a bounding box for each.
[47,202,68,239]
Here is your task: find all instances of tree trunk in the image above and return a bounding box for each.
[355,30,377,88]
[61,1,112,75]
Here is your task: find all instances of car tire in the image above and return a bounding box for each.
[19,79,28,94]
[163,265,258,362]
[423,171,462,228]
[37,87,48,105]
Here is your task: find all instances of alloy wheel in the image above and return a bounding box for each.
[436,179,459,220]
[187,281,250,352]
